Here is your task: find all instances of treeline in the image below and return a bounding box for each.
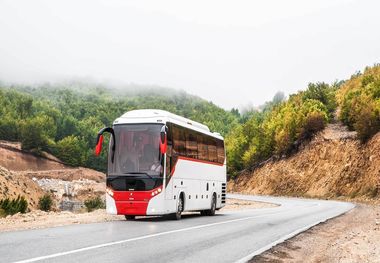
[0,83,239,171]
[1,65,379,176]
[337,65,380,142]
[226,83,337,175]
[227,64,380,176]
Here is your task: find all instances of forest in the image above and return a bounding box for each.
[0,64,379,176]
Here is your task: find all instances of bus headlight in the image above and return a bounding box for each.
[151,187,162,197]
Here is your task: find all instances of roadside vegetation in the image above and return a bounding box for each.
[84,196,105,212]
[226,82,337,176]
[38,194,53,212]
[0,196,28,217]
[337,64,380,142]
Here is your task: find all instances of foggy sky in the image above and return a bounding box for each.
[0,0,379,109]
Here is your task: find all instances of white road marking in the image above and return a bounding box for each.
[14,214,272,263]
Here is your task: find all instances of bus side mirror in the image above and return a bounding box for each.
[95,127,116,162]
[95,134,104,156]
[160,126,167,154]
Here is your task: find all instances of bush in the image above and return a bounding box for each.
[338,65,380,142]
[0,196,28,216]
[0,208,6,218]
[38,194,53,212]
[302,82,337,117]
[300,111,326,140]
[353,102,380,142]
[84,196,105,212]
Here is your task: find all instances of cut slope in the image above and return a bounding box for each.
[229,124,380,200]
[0,166,45,209]
[0,142,67,171]
[0,142,106,210]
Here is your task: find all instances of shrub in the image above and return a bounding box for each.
[0,196,28,216]
[38,194,53,212]
[353,102,380,142]
[0,208,6,218]
[84,196,105,212]
[300,111,326,140]
[338,65,380,142]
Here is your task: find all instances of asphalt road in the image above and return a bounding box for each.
[1,194,354,263]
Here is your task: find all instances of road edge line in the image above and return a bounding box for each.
[234,203,355,263]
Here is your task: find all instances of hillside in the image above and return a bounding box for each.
[0,142,105,210]
[0,83,239,172]
[0,166,45,209]
[229,124,380,200]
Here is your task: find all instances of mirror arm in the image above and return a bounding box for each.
[97,127,116,163]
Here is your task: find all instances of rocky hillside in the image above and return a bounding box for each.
[0,167,45,209]
[229,124,380,200]
[0,142,106,210]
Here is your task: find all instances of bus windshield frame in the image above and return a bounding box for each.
[108,123,164,178]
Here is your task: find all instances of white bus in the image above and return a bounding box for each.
[95,109,226,220]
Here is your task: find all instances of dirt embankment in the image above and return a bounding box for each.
[0,141,67,171]
[0,141,106,209]
[0,166,45,209]
[229,124,380,200]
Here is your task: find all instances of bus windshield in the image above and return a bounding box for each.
[108,124,163,177]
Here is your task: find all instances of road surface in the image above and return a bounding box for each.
[1,194,354,263]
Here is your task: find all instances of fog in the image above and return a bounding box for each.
[0,0,379,109]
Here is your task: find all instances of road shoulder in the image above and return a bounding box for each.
[250,203,380,263]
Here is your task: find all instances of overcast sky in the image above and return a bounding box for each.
[0,0,379,109]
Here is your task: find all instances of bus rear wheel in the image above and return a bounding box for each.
[201,194,216,216]
[125,215,136,220]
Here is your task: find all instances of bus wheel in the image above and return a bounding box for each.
[202,194,216,216]
[125,215,135,220]
[173,196,183,220]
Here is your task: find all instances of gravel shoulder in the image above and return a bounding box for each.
[0,198,275,232]
[251,203,380,263]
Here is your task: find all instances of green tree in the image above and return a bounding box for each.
[54,135,84,166]
[20,115,56,153]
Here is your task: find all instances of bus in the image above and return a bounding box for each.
[95,109,226,220]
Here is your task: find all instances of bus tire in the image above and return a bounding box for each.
[172,194,184,220]
[203,193,216,216]
[125,215,135,220]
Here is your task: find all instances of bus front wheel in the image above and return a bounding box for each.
[173,196,183,220]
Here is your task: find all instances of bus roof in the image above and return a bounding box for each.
[114,109,223,140]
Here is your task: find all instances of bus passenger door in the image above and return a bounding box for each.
[165,154,173,199]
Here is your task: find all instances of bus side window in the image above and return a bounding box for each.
[208,138,217,162]
[217,139,225,164]
[186,131,198,159]
[173,125,186,156]
[197,134,208,161]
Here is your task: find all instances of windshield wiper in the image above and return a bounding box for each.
[122,172,154,180]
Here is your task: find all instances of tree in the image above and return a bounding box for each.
[54,135,84,166]
[20,115,56,153]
